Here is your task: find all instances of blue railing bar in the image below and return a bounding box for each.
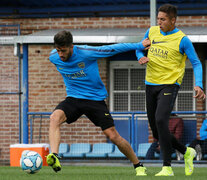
[172,111,207,114]
[28,114,137,119]
[135,116,138,155]
[0,92,22,95]
[27,111,207,115]
[131,113,135,151]
[0,24,20,27]
[28,112,52,115]
[111,111,146,114]
[125,116,131,144]
[30,115,33,143]
[39,115,43,143]
[28,115,50,119]
[17,43,21,143]
[113,116,133,118]
[22,44,28,144]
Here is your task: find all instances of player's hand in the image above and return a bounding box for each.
[142,38,151,50]
[193,86,206,100]
[138,56,149,65]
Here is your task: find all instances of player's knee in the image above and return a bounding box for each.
[156,117,165,128]
[50,110,66,126]
[50,114,59,126]
[108,133,121,144]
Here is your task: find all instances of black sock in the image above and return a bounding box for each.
[53,153,58,157]
[163,162,171,166]
[134,162,143,169]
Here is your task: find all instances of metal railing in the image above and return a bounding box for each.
[27,111,207,147]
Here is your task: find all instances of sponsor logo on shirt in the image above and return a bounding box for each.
[64,70,86,79]
[164,93,172,95]
[152,40,168,44]
[78,62,85,69]
[149,47,168,59]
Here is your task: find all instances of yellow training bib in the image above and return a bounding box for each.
[146,26,187,85]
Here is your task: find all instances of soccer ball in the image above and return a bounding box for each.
[20,150,43,174]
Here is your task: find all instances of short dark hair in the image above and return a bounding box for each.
[158,4,177,19]
[54,30,73,47]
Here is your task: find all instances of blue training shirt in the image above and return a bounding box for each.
[49,42,145,101]
[136,28,203,89]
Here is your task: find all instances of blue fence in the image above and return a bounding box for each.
[28,111,207,156]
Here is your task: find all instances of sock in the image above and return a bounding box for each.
[53,153,59,157]
[163,162,171,166]
[134,162,143,169]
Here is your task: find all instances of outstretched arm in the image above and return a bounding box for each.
[79,39,150,59]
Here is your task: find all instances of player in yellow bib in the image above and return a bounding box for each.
[136,4,206,176]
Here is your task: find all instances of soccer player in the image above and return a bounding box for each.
[46,30,150,176]
[136,4,206,176]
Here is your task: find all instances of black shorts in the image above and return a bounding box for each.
[54,97,114,130]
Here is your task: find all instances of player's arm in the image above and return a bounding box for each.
[181,37,206,100]
[80,39,150,59]
[136,29,150,65]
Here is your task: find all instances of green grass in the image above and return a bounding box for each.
[0,166,206,180]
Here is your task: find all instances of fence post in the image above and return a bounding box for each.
[22,44,28,144]
[131,113,135,152]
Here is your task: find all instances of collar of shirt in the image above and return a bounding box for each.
[160,27,179,36]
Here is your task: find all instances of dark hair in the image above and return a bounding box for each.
[158,4,177,19]
[54,30,73,47]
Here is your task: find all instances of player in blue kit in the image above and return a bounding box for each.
[46,30,150,176]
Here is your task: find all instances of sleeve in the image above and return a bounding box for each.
[49,49,58,64]
[180,36,203,89]
[200,120,207,139]
[136,28,150,60]
[79,42,145,59]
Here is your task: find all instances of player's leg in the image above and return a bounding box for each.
[47,109,66,172]
[155,85,196,176]
[154,85,179,176]
[167,123,196,176]
[145,142,159,160]
[103,127,137,163]
[103,126,147,176]
[47,97,82,172]
[49,109,67,154]
[146,85,159,141]
[146,85,173,176]
[83,100,146,176]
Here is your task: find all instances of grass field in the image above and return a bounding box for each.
[0,165,206,180]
